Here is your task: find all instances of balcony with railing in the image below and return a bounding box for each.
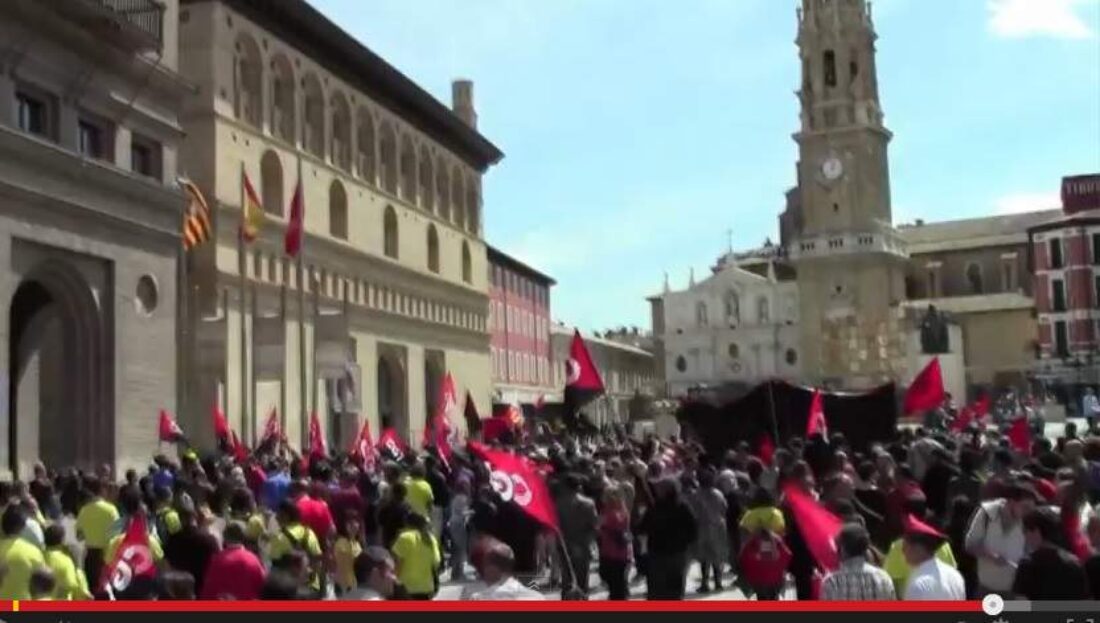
[51,0,164,52]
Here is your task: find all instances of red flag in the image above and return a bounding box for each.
[482,417,512,443]
[284,177,304,257]
[757,433,776,466]
[423,373,459,466]
[158,409,185,443]
[350,418,378,473]
[950,395,989,433]
[1007,417,1031,455]
[229,430,249,463]
[784,484,843,572]
[377,427,409,462]
[904,357,945,414]
[806,389,828,438]
[308,411,327,459]
[259,407,282,446]
[469,441,559,531]
[564,329,605,413]
[212,403,230,441]
[101,513,157,595]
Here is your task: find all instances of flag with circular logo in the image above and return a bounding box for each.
[469,441,558,531]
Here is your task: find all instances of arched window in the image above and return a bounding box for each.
[330,92,351,170]
[427,225,440,273]
[329,180,347,240]
[465,176,480,234]
[724,289,740,324]
[399,134,416,203]
[418,146,434,213]
[450,169,464,225]
[302,74,325,157]
[379,121,397,194]
[695,302,708,327]
[234,34,262,128]
[356,109,376,184]
[383,205,398,259]
[260,150,283,217]
[966,263,983,294]
[270,54,295,142]
[436,163,451,222]
[462,241,472,284]
[757,296,770,324]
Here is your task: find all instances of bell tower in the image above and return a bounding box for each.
[789,0,908,388]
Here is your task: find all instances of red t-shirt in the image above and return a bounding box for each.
[296,494,335,542]
[200,545,266,600]
[598,509,632,561]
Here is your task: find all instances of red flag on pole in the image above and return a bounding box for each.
[469,441,559,531]
[284,177,304,257]
[756,432,776,466]
[259,407,282,446]
[101,513,157,596]
[158,409,185,444]
[950,394,990,433]
[350,418,378,473]
[784,484,843,572]
[377,427,409,462]
[564,329,605,414]
[212,403,230,442]
[806,389,828,438]
[423,373,458,467]
[308,411,327,459]
[1007,417,1031,455]
[904,357,946,414]
[229,430,249,463]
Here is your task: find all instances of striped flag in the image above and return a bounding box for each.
[180,178,213,251]
[240,169,265,243]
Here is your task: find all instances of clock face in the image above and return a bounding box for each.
[822,156,844,181]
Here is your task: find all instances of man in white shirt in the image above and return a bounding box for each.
[964,482,1035,596]
[460,538,545,601]
[902,514,966,601]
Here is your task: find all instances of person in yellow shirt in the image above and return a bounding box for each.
[152,486,181,539]
[269,500,323,592]
[333,513,364,594]
[883,534,956,594]
[230,488,268,555]
[403,464,434,521]
[391,512,440,599]
[75,477,119,591]
[43,525,90,600]
[740,488,786,536]
[0,506,47,600]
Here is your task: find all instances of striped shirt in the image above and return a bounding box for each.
[821,558,897,601]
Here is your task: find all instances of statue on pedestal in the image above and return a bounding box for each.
[920,305,950,354]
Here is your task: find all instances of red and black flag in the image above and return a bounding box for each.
[377,427,410,462]
[563,329,605,421]
[101,513,158,598]
[157,409,186,444]
[469,441,559,531]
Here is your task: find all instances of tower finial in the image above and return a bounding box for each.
[689,267,695,287]
[663,271,670,293]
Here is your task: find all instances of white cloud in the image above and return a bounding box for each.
[993,192,1061,214]
[988,0,1096,39]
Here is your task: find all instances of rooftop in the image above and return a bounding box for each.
[898,209,1061,254]
[192,0,504,171]
[487,245,556,285]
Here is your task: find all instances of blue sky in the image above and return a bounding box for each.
[312,0,1100,331]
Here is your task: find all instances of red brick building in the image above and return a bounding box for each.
[1029,174,1100,389]
[487,246,556,406]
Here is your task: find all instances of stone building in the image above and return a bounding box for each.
[1028,174,1100,396]
[0,0,190,477]
[784,0,909,390]
[550,324,657,426]
[176,0,502,450]
[649,245,800,399]
[897,210,1057,394]
[487,245,556,407]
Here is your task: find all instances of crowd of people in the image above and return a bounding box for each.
[0,402,1099,602]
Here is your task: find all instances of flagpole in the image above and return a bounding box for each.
[311,268,319,417]
[238,162,250,446]
[250,282,259,448]
[766,378,780,444]
[280,273,288,437]
[221,287,231,424]
[296,155,308,446]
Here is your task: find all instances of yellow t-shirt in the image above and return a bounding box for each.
[740,507,786,535]
[238,512,268,544]
[0,537,47,600]
[883,538,957,592]
[76,498,120,550]
[391,528,440,596]
[334,536,363,592]
[45,548,91,601]
[404,478,434,520]
[268,523,322,561]
[105,528,164,564]
[155,507,182,537]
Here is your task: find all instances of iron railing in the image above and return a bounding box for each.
[63,0,165,51]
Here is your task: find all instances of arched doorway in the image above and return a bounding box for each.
[7,260,109,476]
[424,351,444,420]
[376,351,407,439]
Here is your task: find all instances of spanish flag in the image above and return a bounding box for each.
[240,167,265,243]
[180,178,212,251]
